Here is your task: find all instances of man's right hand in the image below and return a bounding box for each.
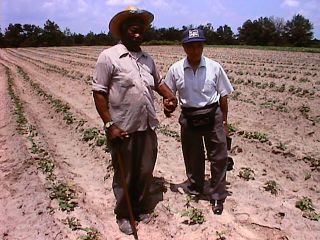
[106,124,129,140]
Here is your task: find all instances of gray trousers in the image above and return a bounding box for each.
[180,106,228,201]
[109,128,157,219]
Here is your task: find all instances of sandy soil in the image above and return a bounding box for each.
[0,46,319,240]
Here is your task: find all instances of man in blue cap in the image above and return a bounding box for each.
[164,28,234,214]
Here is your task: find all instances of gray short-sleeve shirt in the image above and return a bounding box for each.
[92,44,162,133]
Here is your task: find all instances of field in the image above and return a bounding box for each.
[0,45,319,240]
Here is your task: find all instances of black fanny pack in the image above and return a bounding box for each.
[182,103,218,130]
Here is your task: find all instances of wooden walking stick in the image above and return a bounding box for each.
[116,145,139,239]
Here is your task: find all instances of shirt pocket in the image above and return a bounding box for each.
[117,72,135,88]
[202,78,216,93]
[142,71,155,88]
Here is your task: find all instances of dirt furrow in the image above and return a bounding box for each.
[0,64,76,240]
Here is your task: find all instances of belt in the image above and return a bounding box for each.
[181,102,218,113]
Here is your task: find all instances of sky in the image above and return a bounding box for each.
[1,0,320,39]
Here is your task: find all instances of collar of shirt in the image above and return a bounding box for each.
[183,56,206,70]
[117,43,148,60]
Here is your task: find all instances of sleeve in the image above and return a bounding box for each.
[92,52,113,94]
[151,59,162,90]
[163,66,177,94]
[216,66,234,97]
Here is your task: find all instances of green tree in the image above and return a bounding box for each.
[238,20,258,45]
[0,26,3,47]
[257,17,277,45]
[285,14,313,47]
[73,33,85,45]
[198,23,218,45]
[216,25,235,45]
[21,24,42,47]
[4,23,24,47]
[62,27,75,46]
[238,17,278,45]
[41,19,64,46]
[270,16,286,46]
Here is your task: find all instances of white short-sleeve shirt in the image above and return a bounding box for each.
[164,56,234,108]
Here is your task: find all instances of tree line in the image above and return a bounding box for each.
[0,14,318,48]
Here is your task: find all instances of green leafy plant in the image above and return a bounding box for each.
[79,227,101,240]
[48,182,78,212]
[276,142,288,151]
[227,123,237,134]
[238,167,255,181]
[159,124,181,142]
[302,211,320,221]
[181,197,205,224]
[95,135,107,146]
[38,158,55,179]
[296,197,314,212]
[260,101,274,109]
[263,180,280,195]
[83,128,100,141]
[296,197,320,221]
[216,230,227,240]
[82,128,107,147]
[230,91,241,100]
[6,66,28,134]
[62,217,82,231]
[182,207,205,225]
[242,131,268,143]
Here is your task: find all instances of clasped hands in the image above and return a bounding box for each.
[163,96,177,117]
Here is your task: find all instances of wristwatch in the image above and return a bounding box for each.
[104,121,114,130]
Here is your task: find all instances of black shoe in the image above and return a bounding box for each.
[227,157,234,171]
[212,199,224,215]
[186,185,202,196]
[116,218,133,235]
[137,213,153,224]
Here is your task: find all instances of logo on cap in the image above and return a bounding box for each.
[189,30,200,38]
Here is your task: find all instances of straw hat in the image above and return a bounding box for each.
[109,6,154,38]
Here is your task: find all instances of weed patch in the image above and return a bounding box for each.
[79,228,101,240]
[263,180,280,195]
[240,131,268,143]
[48,182,78,212]
[181,197,205,224]
[295,197,320,221]
[159,124,181,142]
[238,167,255,181]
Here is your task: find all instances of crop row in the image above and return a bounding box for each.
[3,63,102,239]
[17,48,95,69]
[6,49,93,84]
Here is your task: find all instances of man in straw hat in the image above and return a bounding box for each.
[164,28,234,215]
[92,6,177,235]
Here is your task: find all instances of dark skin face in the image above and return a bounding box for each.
[182,41,204,68]
[120,18,145,52]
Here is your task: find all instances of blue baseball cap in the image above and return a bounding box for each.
[182,28,206,44]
